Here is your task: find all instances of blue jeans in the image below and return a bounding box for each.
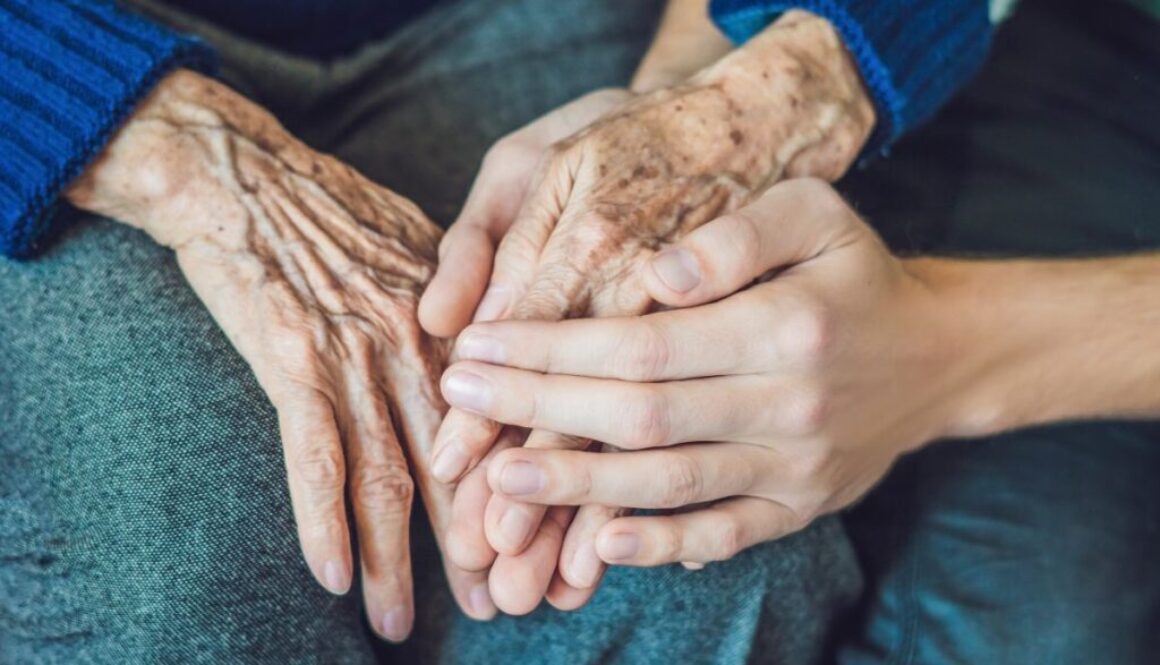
[835,0,1160,662]
[0,1,859,663]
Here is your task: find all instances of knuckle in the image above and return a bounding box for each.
[658,523,686,562]
[294,447,346,491]
[500,212,545,253]
[526,384,552,429]
[788,447,834,489]
[612,320,672,381]
[658,453,704,507]
[510,284,570,321]
[566,212,624,260]
[568,462,595,502]
[622,388,673,449]
[351,463,415,511]
[709,516,746,561]
[271,328,327,376]
[721,211,763,275]
[780,384,830,437]
[785,296,833,365]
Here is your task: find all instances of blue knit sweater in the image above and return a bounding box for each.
[0,0,993,259]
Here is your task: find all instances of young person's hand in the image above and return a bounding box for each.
[443,179,970,567]
[451,176,1160,574]
[67,69,493,640]
[421,11,876,614]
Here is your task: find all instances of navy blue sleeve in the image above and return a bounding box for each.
[0,0,213,259]
[709,0,993,156]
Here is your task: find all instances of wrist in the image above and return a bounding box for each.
[65,69,292,248]
[900,258,1014,441]
[692,10,875,180]
[904,256,1160,441]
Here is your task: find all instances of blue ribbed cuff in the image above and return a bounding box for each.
[0,0,215,259]
[710,0,992,157]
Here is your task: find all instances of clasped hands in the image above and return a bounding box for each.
[66,9,903,643]
[417,12,886,612]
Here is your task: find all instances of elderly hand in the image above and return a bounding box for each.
[420,11,875,614]
[66,70,491,640]
[442,179,984,567]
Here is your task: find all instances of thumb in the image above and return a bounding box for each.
[642,178,858,307]
[419,221,496,337]
[419,138,541,337]
[420,89,633,337]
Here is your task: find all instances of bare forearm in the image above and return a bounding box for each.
[915,255,1160,437]
[632,0,732,92]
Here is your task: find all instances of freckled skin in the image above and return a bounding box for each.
[71,71,448,460]
[501,11,874,322]
[443,12,878,614]
[68,70,471,626]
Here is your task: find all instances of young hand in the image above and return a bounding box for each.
[443,179,979,568]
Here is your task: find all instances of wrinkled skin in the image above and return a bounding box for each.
[445,180,951,570]
[420,11,876,615]
[67,70,491,641]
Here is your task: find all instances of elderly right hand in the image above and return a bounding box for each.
[66,69,492,641]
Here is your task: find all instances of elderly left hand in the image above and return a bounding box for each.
[441,179,987,567]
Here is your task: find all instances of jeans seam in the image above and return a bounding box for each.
[889,462,922,665]
[896,542,920,665]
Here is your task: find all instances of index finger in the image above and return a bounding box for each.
[452,290,776,382]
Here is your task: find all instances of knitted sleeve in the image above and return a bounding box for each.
[709,0,993,156]
[0,0,213,258]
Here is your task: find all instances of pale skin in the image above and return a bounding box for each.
[54,0,1160,636]
[442,177,1160,567]
[419,7,876,614]
[64,69,493,642]
[58,1,877,636]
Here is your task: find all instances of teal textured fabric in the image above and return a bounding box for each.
[834,0,1160,661]
[0,1,863,663]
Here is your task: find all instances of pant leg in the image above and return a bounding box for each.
[2,1,863,663]
[3,1,660,661]
[835,1,1160,663]
[0,217,379,664]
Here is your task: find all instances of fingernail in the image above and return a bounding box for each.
[442,371,493,413]
[601,533,640,561]
[682,561,705,571]
[381,608,409,642]
[431,443,469,483]
[469,582,496,619]
[474,285,513,322]
[498,461,544,496]
[497,506,534,549]
[323,559,350,595]
[651,248,701,293]
[569,543,602,588]
[457,333,505,364]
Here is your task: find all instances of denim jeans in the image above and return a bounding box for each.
[835,0,1160,662]
[0,1,861,663]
